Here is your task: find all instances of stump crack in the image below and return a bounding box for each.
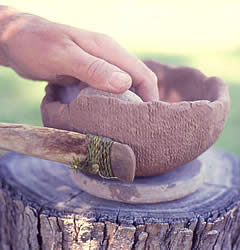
[65,191,84,204]
[37,206,44,250]
[116,204,123,224]
[205,182,231,189]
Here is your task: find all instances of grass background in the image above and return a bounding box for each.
[1,1,240,156]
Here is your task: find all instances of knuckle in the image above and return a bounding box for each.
[87,59,106,80]
[51,40,72,55]
[58,40,73,51]
[92,32,113,47]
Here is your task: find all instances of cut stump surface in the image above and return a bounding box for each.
[1,148,240,249]
[71,158,205,203]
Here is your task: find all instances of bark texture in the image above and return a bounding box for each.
[1,148,240,249]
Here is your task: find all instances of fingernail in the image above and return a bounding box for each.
[108,72,132,91]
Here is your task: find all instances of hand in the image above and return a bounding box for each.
[0,7,159,101]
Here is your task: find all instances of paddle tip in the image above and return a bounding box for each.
[110,143,136,183]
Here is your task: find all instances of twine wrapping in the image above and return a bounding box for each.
[70,134,117,179]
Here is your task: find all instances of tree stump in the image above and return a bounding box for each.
[1,148,240,250]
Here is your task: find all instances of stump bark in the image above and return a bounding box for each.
[1,148,240,250]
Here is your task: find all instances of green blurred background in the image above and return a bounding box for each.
[1,0,240,155]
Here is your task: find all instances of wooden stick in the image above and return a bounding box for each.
[0,123,136,183]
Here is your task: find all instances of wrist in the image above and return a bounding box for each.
[0,6,21,66]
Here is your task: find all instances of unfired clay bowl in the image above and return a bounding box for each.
[41,60,230,177]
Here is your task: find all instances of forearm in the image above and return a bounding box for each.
[0,6,19,66]
[0,6,158,100]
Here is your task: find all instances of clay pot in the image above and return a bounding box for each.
[41,60,230,177]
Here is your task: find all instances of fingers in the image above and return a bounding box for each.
[59,44,132,94]
[69,30,159,101]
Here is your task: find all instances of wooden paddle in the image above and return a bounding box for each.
[0,123,136,183]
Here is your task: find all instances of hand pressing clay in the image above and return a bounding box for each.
[41,60,230,177]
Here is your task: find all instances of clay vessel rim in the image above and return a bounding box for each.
[46,91,219,109]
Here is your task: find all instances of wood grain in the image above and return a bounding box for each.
[0,123,136,183]
[0,148,240,249]
[0,123,89,164]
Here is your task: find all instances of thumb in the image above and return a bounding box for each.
[60,46,132,93]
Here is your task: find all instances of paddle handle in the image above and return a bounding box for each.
[0,123,136,182]
[0,123,90,164]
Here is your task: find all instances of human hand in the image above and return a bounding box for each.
[0,7,159,101]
